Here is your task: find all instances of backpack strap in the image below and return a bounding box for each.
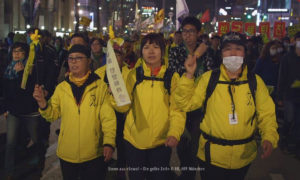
[201,69,221,119]
[247,72,257,125]
[132,66,144,95]
[163,68,175,94]
[133,65,174,95]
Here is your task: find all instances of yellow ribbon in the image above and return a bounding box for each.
[21,30,40,89]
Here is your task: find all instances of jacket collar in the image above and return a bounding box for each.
[220,64,249,81]
[141,60,166,78]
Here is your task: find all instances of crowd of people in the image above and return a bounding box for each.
[0,15,299,180]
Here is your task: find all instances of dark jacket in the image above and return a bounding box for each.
[277,51,300,103]
[255,58,280,96]
[3,44,56,116]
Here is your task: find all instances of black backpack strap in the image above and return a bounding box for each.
[104,72,109,84]
[247,72,257,125]
[201,69,221,118]
[132,66,144,95]
[163,68,175,94]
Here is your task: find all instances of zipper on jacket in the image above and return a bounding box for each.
[151,75,155,87]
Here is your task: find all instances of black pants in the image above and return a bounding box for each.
[59,156,106,180]
[177,109,202,180]
[198,159,250,180]
[124,140,172,180]
[116,111,126,169]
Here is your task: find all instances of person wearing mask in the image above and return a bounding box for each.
[175,32,278,180]
[33,45,116,180]
[113,33,186,180]
[255,40,283,99]
[90,38,106,71]
[277,32,300,159]
[281,36,291,53]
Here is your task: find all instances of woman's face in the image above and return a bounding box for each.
[222,43,245,58]
[67,52,90,77]
[12,47,25,61]
[142,41,162,68]
[91,40,103,54]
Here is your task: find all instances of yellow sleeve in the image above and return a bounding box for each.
[167,73,186,141]
[100,88,117,147]
[39,85,61,122]
[174,71,211,112]
[255,75,279,148]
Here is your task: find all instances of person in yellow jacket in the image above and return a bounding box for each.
[113,33,186,180]
[33,45,116,180]
[95,38,130,180]
[174,32,279,180]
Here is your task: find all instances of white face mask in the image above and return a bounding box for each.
[270,49,277,56]
[223,56,244,73]
[296,41,300,49]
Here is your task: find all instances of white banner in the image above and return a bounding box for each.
[176,0,189,30]
[106,40,131,106]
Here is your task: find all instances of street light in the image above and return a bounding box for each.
[99,7,102,10]
[41,26,45,30]
[26,24,31,29]
[73,21,77,24]
[79,10,83,15]
[170,7,174,11]
[68,28,72,32]
[62,28,65,31]
[77,3,80,6]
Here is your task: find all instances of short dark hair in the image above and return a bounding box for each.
[12,42,29,59]
[90,37,105,47]
[70,33,89,45]
[141,33,166,59]
[181,16,202,32]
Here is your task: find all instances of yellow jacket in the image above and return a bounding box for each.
[174,65,278,169]
[39,74,116,163]
[114,61,186,149]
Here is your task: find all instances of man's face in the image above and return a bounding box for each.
[182,24,199,46]
[222,43,245,58]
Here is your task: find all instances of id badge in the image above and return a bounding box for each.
[229,113,238,125]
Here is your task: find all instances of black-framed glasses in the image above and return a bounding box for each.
[68,56,87,62]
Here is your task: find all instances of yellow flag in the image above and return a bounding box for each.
[155,9,164,24]
[21,30,40,89]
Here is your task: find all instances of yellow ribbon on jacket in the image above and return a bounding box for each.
[21,30,40,89]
